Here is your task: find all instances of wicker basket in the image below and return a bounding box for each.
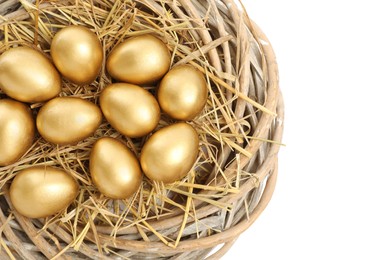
[0,0,283,259]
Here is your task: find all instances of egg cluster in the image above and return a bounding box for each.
[0,26,208,219]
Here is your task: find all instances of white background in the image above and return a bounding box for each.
[224,0,390,259]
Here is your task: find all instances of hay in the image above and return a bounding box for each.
[0,0,283,259]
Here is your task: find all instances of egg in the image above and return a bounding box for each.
[51,25,103,85]
[0,99,35,166]
[10,166,79,218]
[36,97,102,145]
[0,47,61,103]
[107,34,171,85]
[100,83,160,137]
[90,137,142,199]
[140,123,199,183]
[158,65,208,120]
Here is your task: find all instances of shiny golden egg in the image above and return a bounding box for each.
[10,166,79,218]
[0,99,35,166]
[36,97,102,145]
[0,47,61,103]
[158,65,208,120]
[51,25,103,85]
[90,137,142,199]
[107,34,171,85]
[100,83,160,137]
[140,123,199,183]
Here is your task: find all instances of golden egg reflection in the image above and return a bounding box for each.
[107,34,171,85]
[100,83,160,138]
[51,25,103,85]
[0,99,35,167]
[140,123,199,183]
[0,47,61,103]
[158,65,208,121]
[90,137,142,199]
[36,97,102,145]
[10,166,79,219]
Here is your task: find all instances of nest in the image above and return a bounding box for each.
[0,0,284,259]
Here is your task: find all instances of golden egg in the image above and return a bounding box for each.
[10,166,79,218]
[90,137,142,199]
[100,83,160,137]
[107,34,171,85]
[0,99,35,166]
[51,25,103,85]
[140,123,199,183]
[36,97,102,145]
[0,47,61,103]
[158,65,208,120]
